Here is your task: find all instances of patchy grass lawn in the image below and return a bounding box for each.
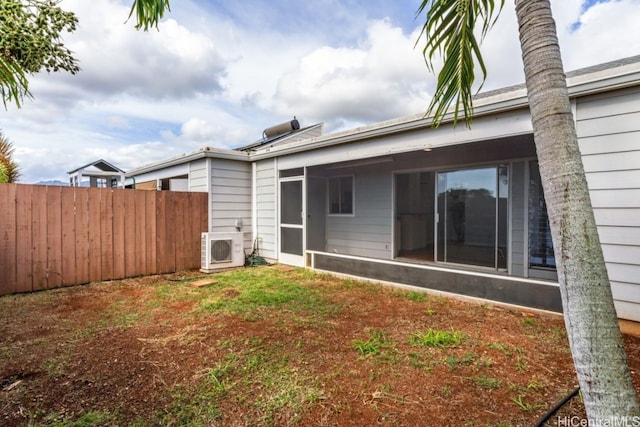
[1,266,639,426]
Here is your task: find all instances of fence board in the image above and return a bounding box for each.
[174,193,186,271]
[145,191,157,274]
[75,188,90,285]
[156,191,168,274]
[100,189,114,281]
[124,189,136,277]
[135,190,146,276]
[32,186,48,291]
[15,185,32,293]
[166,193,177,273]
[61,187,76,286]
[112,189,126,279]
[87,188,102,283]
[46,186,63,289]
[0,184,17,293]
[0,185,207,296]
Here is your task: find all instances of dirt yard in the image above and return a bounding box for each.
[1,266,639,426]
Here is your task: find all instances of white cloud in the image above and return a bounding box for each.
[556,0,640,70]
[55,0,227,101]
[273,19,433,128]
[4,0,640,183]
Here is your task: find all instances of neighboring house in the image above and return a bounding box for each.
[125,57,640,322]
[68,159,125,188]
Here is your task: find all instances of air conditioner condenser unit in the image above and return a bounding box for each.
[201,232,245,272]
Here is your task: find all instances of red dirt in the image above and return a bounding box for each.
[1,267,639,426]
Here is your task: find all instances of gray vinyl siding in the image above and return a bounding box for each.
[510,161,526,277]
[209,160,252,242]
[576,86,640,321]
[255,159,277,259]
[189,159,208,192]
[326,169,392,259]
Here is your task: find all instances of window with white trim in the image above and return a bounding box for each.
[328,176,353,215]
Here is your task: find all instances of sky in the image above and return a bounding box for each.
[3,0,640,183]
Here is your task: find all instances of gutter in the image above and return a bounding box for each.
[126,146,250,176]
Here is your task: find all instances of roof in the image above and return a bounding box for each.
[248,54,640,161]
[125,55,640,176]
[125,123,323,176]
[236,123,322,152]
[68,159,125,174]
[476,54,640,100]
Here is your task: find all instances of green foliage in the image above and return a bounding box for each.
[1,0,171,108]
[469,374,500,390]
[352,329,395,357]
[0,0,80,107]
[416,0,505,127]
[442,352,477,370]
[48,411,117,426]
[0,131,19,182]
[128,0,171,31]
[408,328,466,348]
[405,290,428,302]
[198,269,333,317]
[0,162,7,183]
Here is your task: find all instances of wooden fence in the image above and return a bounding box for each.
[0,184,208,296]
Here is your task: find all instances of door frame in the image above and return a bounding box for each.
[278,173,306,267]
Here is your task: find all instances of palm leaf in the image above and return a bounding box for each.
[128,0,171,31]
[416,0,504,127]
[0,55,32,109]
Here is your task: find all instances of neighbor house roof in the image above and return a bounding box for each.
[68,159,125,174]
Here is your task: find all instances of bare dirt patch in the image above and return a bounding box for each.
[1,267,639,426]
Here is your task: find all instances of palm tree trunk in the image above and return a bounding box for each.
[514,0,639,421]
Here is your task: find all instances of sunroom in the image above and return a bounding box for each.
[250,56,640,319]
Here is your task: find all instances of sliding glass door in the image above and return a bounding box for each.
[436,166,508,269]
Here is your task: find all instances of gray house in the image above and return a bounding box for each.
[126,56,640,322]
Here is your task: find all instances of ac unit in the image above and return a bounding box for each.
[201,232,245,272]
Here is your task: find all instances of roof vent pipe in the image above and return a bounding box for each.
[263,116,300,139]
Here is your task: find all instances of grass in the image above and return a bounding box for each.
[198,268,336,319]
[469,375,500,390]
[352,329,395,357]
[0,266,580,426]
[43,411,117,427]
[408,329,466,348]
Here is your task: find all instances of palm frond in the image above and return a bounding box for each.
[0,55,32,109]
[128,0,171,31]
[417,0,504,128]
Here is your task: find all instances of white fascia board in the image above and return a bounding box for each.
[126,146,249,177]
[126,163,190,184]
[276,109,533,170]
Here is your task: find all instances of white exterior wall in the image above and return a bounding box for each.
[255,159,277,260]
[326,168,393,259]
[209,159,253,249]
[189,159,208,192]
[576,87,640,322]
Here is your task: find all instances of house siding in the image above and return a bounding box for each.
[576,86,640,321]
[510,161,526,277]
[209,159,252,248]
[255,159,277,260]
[326,169,393,259]
[189,159,208,192]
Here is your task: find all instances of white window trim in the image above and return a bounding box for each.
[327,174,355,216]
